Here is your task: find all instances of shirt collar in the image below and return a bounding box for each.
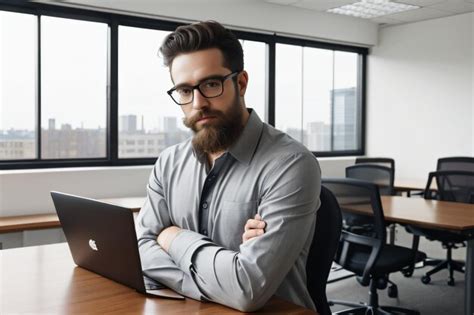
[228,108,263,166]
[191,108,264,166]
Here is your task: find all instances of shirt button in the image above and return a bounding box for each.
[202,229,208,235]
[202,202,208,209]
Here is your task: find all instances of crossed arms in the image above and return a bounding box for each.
[136,153,321,312]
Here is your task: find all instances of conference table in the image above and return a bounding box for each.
[394,178,437,196]
[2,195,472,314]
[0,243,316,314]
[349,196,474,315]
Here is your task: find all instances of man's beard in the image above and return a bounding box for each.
[183,96,244,155]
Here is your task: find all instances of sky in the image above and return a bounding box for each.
[1,11,358,133]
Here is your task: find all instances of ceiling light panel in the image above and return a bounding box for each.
[327,0,420,18]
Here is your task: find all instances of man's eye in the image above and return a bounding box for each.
[203,80,220,88]
[176,87,192,95]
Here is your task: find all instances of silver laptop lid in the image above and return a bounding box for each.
[51,191,146,293]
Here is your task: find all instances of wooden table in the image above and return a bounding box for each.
[0,197,145,234]
[346,196,474,315]
[0,243,316,314]
[394,178,436,196]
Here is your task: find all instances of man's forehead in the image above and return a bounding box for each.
[170,48,227,84]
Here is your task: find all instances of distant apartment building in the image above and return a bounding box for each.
[306,121,331,151]
[41,120,106,158]
[118,115,189,158]
[0,130,35,159]
[332,87,358,151]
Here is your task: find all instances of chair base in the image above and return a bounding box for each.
[421,258,464,286]
[330,300,420,315]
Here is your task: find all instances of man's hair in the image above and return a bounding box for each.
[159,21,244,72]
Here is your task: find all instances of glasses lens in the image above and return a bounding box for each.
[199,79,223,98]
[172,87,193,105]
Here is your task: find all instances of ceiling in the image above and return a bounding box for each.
[264,0,474,26]
[38,0,474,27]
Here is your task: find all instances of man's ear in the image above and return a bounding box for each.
[237,71,249,97]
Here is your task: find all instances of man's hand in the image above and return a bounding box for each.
[242,214,266,243]
[157,226,182,252]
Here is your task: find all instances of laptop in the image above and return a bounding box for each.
[51,191,184,300]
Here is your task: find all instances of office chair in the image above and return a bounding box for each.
[406,170,474,286]
[346,164,395,196]
[345,164,401,297]
[306,186,342,315]
[437,156,474,172]
[323,178,426,315]
[423,157,474,199]
[355,157,395,174]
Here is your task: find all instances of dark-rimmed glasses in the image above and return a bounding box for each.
[167,72,239,105]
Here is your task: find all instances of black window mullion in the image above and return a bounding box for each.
[108,20,119,163]
[36,14,41,160]
[267,39,276,126]
[330,50,335,152]
[359,53,367,155]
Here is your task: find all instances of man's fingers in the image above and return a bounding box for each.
[244,219,266,231]
[242,228,265,242]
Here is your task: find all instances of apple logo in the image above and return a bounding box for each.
[89,239,98,251]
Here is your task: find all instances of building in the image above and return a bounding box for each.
[332,87,358,151]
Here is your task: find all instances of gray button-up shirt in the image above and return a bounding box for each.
[136,109,321,312]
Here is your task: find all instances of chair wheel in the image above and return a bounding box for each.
[421,275,431,284]
[402,270,413,277]
[448,278,455,286]
[388,284,398,298]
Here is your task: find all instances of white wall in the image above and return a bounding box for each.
[0,166,151,217]
[0,158,353,217]
[0,158,353,248]
[367,12,473,180]
[42,0,378,46]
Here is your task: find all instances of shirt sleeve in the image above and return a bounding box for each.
[136,161,204,300]
[167,152,321,312]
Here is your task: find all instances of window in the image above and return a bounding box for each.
[0,2,366,169]
[240,40,267,120]
[0,11,37,160]
[118,26,190,159]
[275,43,363,153]
[41,16,107,159]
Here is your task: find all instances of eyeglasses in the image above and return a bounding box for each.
[167,72,239,106]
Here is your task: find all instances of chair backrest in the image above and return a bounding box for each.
[437,157,474,172]
[306,186,342,315]
[346,164,395,196]
[322,178,386,286]
[355,157,395,172]
[424,170,474,203]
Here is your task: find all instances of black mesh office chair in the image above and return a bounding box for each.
[306,186,342,315]
[426,157,474,199]
[323,178,426,315]
[345,164,401,297]
[406,170,474,286]
[346,164,395,196]
[355,157,395,174]
[437,156,474,172]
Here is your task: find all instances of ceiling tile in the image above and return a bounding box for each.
[264,0,300,5]
[293,0,357,11]
[384,6,450,21]
[370,15,405,25]
[429,1,474,13]
[393,0,444,6]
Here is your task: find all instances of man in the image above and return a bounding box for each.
[136,20,321,312]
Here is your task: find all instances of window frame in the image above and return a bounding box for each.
[0,1,368,170]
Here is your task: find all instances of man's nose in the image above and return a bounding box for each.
[192,88,209,110]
